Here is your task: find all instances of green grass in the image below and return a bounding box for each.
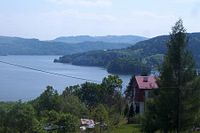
[103,123,199,133]
[105,124,141,133]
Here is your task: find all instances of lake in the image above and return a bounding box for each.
[0,56,131,101]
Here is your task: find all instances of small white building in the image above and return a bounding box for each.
[80,119,95,132]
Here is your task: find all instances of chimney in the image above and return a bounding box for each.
[143,76,148,82]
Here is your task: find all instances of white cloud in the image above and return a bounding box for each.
[111,10,178,37]
[0,9,117,39]
[1,2,199,40]
[43,9,116,21]
[48,0,112,7]
[129,11,176,20]
[0,9,178,39]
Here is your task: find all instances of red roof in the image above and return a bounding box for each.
[135,76,158,90]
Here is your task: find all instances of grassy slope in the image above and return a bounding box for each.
[105,123,199,133]
[105,124,141,133]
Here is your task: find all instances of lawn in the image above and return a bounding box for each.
[101,124,200,133]
[105,124,141,133]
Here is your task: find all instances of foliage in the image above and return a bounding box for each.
[101,75,122,96]
[142,19,200,133]
[33,86,62,114]
[73,82,102,107]
[72,75,125,127]
[101,75,124,115]
[0,36,145,55]
[92,104,109,124]
[0,102,14,133]
[56,113,79,133]
[6,102,39,133]
[124,104,129,117]
[128,103,135,118]
[125,76,140,124]
[56,32,200,74]
[109,111,124,126]
[185,76,200,128]
[141,99,158,133]
[125,76,135,104]
[0,75,127,132]
[107,58,150,74]
[60,94,88,117]
[127,103,135,124]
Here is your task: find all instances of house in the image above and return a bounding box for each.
[80,118,95,131]
[133,76,159,114]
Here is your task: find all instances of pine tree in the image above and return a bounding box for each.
[143,19,199,133]
[157,19,196,132]
[128,103,135,118]
[125,76,135,104]
[128,103,135,123]
[124,104,129,117]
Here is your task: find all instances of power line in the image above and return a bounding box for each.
[0,60,101,83]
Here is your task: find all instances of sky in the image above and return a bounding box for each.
[0,0,199,40]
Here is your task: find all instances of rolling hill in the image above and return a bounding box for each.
[0,35,146,55]
[53,35,147,44]
[55,33,200,74]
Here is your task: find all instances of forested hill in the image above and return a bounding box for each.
[0,35,146,55]
[55,32,200,74]
[53,35,147,44]
[127,32,200,61]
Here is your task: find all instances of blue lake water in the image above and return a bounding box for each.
[0,56,131,101]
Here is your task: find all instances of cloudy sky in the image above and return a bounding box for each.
[0,0,199,40]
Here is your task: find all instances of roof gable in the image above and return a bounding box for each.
[135,76,158,90]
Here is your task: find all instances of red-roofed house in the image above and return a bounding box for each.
[133,76,159,114]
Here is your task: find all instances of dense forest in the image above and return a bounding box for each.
[0,35,146,55]
[55,32,200,74]
[0,75,126,133]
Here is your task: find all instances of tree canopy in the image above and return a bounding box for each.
[142,19,200,133]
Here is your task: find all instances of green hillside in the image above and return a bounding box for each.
[55,33,200,74]
[0,35,146,55]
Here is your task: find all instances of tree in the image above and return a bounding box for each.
[184,76,200,129]
[128,103,135,118]
[143,19,198,133]
[74,82,101,107]
[124,104,129,117]
[107,58,149,74]
[62,85,81,96]
[92,104,109,124]
[101,75,123,94]
[101,75,125,117]
[124,76,135,104]
[60,94,88,117]
[101,75,123,106]
[7,102,37,133]
[127,103,135,123]
[43,110,60,126]
[57,113,79,133]
[0,103,10,133]
[141,99,158,133]
[33,86,62,114]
